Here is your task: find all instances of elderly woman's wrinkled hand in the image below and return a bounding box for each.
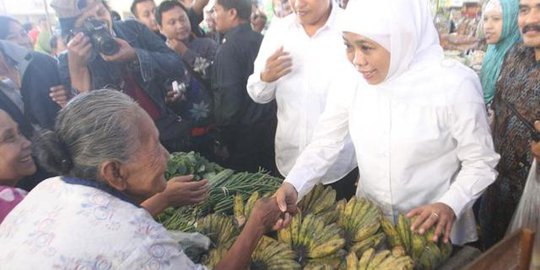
[162,175,210,207]
[248,197,292,232]
[407,202,455,244]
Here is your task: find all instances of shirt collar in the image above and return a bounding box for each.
[61,176,141,208]
[223,22,252,41]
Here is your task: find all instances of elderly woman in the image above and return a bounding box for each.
[480,0,521,104]
[275,0,499,246]
[0,109,36,223]
[0,90,289,269]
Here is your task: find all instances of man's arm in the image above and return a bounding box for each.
[125,20,185,82]
[64,33,93,93]
[246,19,289,104]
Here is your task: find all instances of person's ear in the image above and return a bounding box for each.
[100,160,128,191]
[228,8,238,20]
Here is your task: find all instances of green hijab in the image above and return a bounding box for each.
[480,0,521,104]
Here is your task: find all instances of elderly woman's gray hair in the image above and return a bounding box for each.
[34,89,143,180]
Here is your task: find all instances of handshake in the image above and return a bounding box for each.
[249,183,299,232]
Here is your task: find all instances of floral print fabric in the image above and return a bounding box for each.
[0,177,207,269]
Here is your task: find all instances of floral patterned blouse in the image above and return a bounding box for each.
[0,186,26,224]
[0,177,207,269]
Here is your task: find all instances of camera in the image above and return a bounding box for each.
[81,19,119,56]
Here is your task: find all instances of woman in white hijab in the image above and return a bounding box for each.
[274,0,500,245]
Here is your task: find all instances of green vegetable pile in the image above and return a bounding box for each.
[157,152,283,232]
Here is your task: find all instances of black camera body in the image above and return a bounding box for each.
[82,19,119,56]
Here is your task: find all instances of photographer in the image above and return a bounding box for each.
[52,0,191,152]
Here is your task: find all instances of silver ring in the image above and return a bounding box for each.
[431,212,440,219]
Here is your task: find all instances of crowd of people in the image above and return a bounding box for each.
[0,0,538,268]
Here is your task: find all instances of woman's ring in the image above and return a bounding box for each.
[431,212,440,219]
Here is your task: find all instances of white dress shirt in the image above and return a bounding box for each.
[247,5,357,183]
[286,60,500,245]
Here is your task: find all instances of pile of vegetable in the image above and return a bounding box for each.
[199,186,453,270]
[157,152,283,232]
[158,152,452,269]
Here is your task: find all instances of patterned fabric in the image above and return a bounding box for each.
[479,43,540,248]
[0,186,26,224]
[0,177,207,269]
[176,37,217,129]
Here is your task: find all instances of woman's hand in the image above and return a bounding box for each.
[407,202,455,243]
[273,182,298,227]
[140,175,209,217]
[162,175,209,207]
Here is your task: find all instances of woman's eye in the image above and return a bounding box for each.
[361,46,373,51]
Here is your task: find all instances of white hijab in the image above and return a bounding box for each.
[340,0,445,86]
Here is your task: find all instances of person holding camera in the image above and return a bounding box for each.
[51,0,191,153]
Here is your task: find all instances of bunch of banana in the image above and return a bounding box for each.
[278,213,346,266]
[203,247,228,269]
[303,250,347,270]
[297,184,338,224]
[335,197,384,252]
[380,214,453,270]
[249,236,301,270]
[233,191,262,228]
[195,214,238,249]
[346,247,414,270]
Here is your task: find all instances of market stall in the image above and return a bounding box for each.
[157,152,528,270]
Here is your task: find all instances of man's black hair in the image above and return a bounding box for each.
[130,0,154,17]
[155,0,188,26]
[216,0,252,21]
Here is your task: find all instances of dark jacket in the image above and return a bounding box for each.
[212,23,276,129]
[58,20,190,150]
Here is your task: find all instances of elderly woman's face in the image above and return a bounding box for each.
[0,111,36,186]
[343,32,390,85]
[120,111,169,201]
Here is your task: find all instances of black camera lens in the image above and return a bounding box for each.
[96,36,119,55]
[83,19,119,56]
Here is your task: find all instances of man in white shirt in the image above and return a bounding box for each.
[246,0,357,199]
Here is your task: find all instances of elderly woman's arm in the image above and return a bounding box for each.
[214,197,292,270]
